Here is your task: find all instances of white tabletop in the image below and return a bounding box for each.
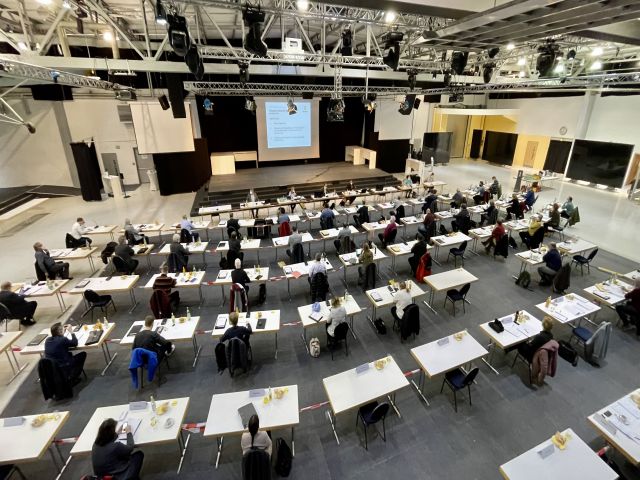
[85,225,117,235]
[298,296,362,328]
[203,385,299,437]
[272,232,314,246]
[71,397,190,455]
[0,412,70,465]
[584,280,630,307]
[339,248,387,267]
[213,268,269,285]
[21,323,116,355]
[130,223,164,232]
[468,226,494,240]
[0,330,23,354]
[411,331,488,378]
[516,250,545,266]
[267,214,301,224]
[400,216,421,225]
[132,244,155,256]
[120,317,200,345]
[499,428,618,480]
[366,280,426,308]
[504,219,530,232]
[69,275,139,294]
[424,268,479,292]
[318,225,359,240]
[169,220,211,230]
[387,240,432,257]
[241,201,267,208]
[478,311,543,349]
[283,259,333,279]
[199,204,232,215]
[557,238,597,256]
[212,310,280,337]
[323,355,409,415]
[362,220,391,232]
[49,247,98,260]
[622,270,639,284]
[13,279,69,297]
[536,293,601,324]
[588,387,640,466]
[143,271,205,289]
[158,242,209,254]
[431,232,472,247]
[215,238,261,252]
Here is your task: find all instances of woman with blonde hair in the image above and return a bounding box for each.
[517,316,554,361]
[326,296,347,338]
[391,281,412,324]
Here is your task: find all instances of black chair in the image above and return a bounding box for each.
[0,302,19,332]
[65,233,81,248]
[447,240,468,267]
[529,226,546,250]
[168,252,187,273]
[180,228,193,243]
[571,248,598,275]
[327,322,349,360]
[362,263,376,291]
[287,242,305,264]
[38,357,74,401]
[34,261,54,281]
[352,215,362,228]
[441,367,479,412]
[380,228,397,249]
[356,401,389,450]
[396,303,420,343]
[82,289,115,321]
[242,448,271,480]
[112,256,134,275]
[0,465,26,480]
[444,283,470,315]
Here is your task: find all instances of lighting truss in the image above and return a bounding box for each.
[421,72,640,94]
[183,81,412,97]
[0,57,126,91]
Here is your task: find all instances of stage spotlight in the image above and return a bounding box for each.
[591,47,603,56]
[243,6,268,57]
[102,31,113,42]
[590,60,602,71]
[398,94,416,115]
[168,14,190,57]
[450,51,468,75]
[287,98,297,115]
[341,26,352,56]
[327,98,345,122]
[384,11,396,23]
[517,57,526,66]
[407,69,417,90]
[50,70,60,83]
[296,0,309,11]
[238,61,250,84]
[449,92,463,103]
[158,94,170,110]
[506,43,515,50]
[482,63,495,83]
[567,49,577,60]
[554,62,564,74]
[203,97,213,115]
[536,40,559,77]
[382,31,403,71]
[362,94,377,113]
[245,97,256,112]
[185,45,204,80]
[488,47,500,59]
[156,0,167,25]
[443,71,451,86]
[25,122,36,134]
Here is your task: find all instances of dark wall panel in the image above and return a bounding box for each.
[71,141,103,201]
[153,138,211,195]
[482,131,517,165]
[377,139,410,173]
[566,139,633,188]
[422,132,452,165]
[544,140,572,173]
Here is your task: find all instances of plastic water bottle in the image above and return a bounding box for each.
[171,313,176,326]
[103,316,108,328]
[150,395,156,413]
[186,307,191,321]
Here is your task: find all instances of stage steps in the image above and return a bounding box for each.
[191,174,401,216]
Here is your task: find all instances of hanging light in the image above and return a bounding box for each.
[506,43,515,50]
[156,0,168,25]
[17,41,28,51]
[517,57,526,66]
[384,11,396,23]
[518,71,526,78]
[296,0,309,11]
[591,47,603,56]
[554,63,564,73]
[590,60,602,70]
[102,31,114,42]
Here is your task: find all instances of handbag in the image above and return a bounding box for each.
[489,318,504,333]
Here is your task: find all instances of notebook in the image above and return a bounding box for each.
[256,318,266,329]
[84,330,103,346]
[27,333,48,346]
[215,316,228,329]
[238,403,258,428]
[127,325,143,337]
[308,311,323,323]
[75,280,90,289]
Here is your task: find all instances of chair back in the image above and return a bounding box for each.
[291,242,305,263]
[230,283,248,314]
[458,241,468,253]
[310,272,329,302]
[150,289,172,319]
[279,221,292,237]
[463,367,480,387]
[180,228,193,243]
[333,322,349,341]
[587,248,598,262]
[227,226,239,238]
[395,205,405,220]
[0,302,10,321]
[34,261,49,281]
[530,226,545,249]
[364,263,376,290]
[168,252,187,273]
[386,228,398,244]
[83,289,101,304]
[353,215,362,228]
[38,357,72,400]
[242,448,271,480]
[112,255,129,274]
[459,283,471,297]
[368,402,390,424]
[123,230,135,245]
[65,233,78,248]
[339,236,355,255]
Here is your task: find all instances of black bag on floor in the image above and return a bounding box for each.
[508,236,518,249]
[374,317,387,335]
[214,343,227,373]
[558,340,578,367]
[439,225,448,236]
[274,437,292,477]
[515,270,531,288]
[257,284,266,304]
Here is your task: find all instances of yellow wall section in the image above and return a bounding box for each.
[432,110,448,132]
[483,115,517,133]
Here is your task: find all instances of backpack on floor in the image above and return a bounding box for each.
[515,270,531,288]
[439,225,448,236]
[219,257,228,270]
[374,318,387,335]
[558,340,579,367]
[257,284,266,305]
[309,338,320,358]
[274,437,293,477]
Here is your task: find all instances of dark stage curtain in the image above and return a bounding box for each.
[70,141,103,201]
[544,140,572,173]
[377,139,410,173]
[153,138,211,195]
[482,131,517,166]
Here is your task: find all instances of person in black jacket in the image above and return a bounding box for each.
[132,316,175,363]
[408,235,427,275]
[44,322,86,384]
[231,258,251,293]
[169,233,190,269]
[220,311,252,346]
[517,316,554,361]
[227,231,244,265]
[357,201,369,224]
[114,236,139,273]
[0,281,37,325]
[226,213,240,236]
[422,189,438,214]
[92,418,144,480]
[33,242,70,279]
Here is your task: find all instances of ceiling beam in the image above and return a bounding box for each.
[37,7,69,55]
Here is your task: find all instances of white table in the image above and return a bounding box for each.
[120,223,165,240]
[84,224,117,241]
[318,225,360,251]
[423,268,478,314]
[0,331,26,384]
[130,243,155,271]
[215,238,262,263]
[297,295,361,353]
[168,220,212,241]
[121,317,202,367]
[143,271,206,305]
[322,355,409,444]
[515,249,545,274]
[282,258,333,299]
[49,247,99,273]
[386,240,432,273]
[204,385,298,468]
[21,323,117,376]
[157,241,209,268]
[468,226,493,254]
[212,310,280,359]
[198,204,232,216]
[478,311,543,375]
[584,280,631,308]
[499,428,617,480]
[12,279,70,316]
[365,280,426,327]
[212,268,269,305]
[69,275,139,313]
[272,232,315,259]
[588,387,640,466]
[504,219,530,236]
[338,248,387,286]
[399,215,421,238]
[410,331,488,404]
[557,238,597,257]
[622,270,639,284]
[430,232,473,265]
[70,397,190,473]
[0,411,70,471]
[536,293,601,325]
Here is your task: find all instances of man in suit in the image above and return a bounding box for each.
[231,258,251,293]
[33,242,70,279]
[286,226,303,261]
[133,315,175,363]
[44,322,86,384]
[422,189,438,214]
[357,200,369,224]
[226,213,240,237]
[537,243,562,286]
[114,236,138,273]
[153,263,179,311]
[180,215,200,242]
[0,281,37,326]
[169,233,190,270]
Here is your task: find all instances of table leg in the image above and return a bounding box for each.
[100,342,117,376]
[301,327,310,355]
[177,430,190,474]
[88,254,96,273]
[482,341,500,375]
[432,244,442,266]
[48,445,61,472]
[410,370,430,405]
[201,252,207,269]
[348,314,357,339]
[274,332,278,360]
[215,436,224,469]
[387,392,402,418]
[146,255,152,274]
[367,304,378,327]
[198,285,204,306]
[55,291,69,316]
[192,335,202,367]
[422,288,438,315]
[326,409,340,445]
[470,237,480,256]
[128,289,138,313]
[287,279,291,301]
[219,286,226,306]
[291,427,295,457]
[5,349,26,384]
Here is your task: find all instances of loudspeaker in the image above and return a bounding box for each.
[158,94,170,110]
[30,85,73,101]
[166,74,186,118]
[413,97,421,109]
[302,92,314,100]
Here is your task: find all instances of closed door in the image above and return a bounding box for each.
[134,147,154,184]
[447,115,469,158]
[101,153,119,176]
[524,141,538,168]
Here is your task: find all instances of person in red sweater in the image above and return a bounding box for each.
[616,277,640,335]
[378,216,397,248]
[481,219,505,254]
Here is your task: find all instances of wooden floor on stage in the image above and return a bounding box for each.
[207,162,388,192]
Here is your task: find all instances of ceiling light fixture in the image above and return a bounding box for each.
[17,41,28,51]
[156,0,168,25]
[296,0,309,11]
[243,6,268,57]
[37,0,51,5]
[554,63,564,73]
[517,57,526,66]
[591,47,603,56]
[62,0,71,9]
[102,31,113,42]
[384,11,396,23]
[506,43,515,50]
[518,71,525,78]
[590,60,602,70]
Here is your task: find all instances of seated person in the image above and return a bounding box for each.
[44,322,86,385]
[357,200,369,224]
[308,253,327,281]
[517,316,554,361]
[544,203,561,232]
[334,223,352,251]
[326,296,347,338]
[277,207,290,224]
[286,226,303,261]
[561,196,574,219]
[220,311,252,346]
[391,281,412,324]
[287,187,298,212]
[537,242,562,286]
[472,182,486,205]
[70,217,92,246]
[231,258,251,293]
[124,219,149,245]
[422,189,438,214]
[153,263,180,311]
[408,236,427,274]
[480,200,497,226]
[451,204,470,232]
[169,233,190,269]
[357,242,374,282]
[92,418,144,480]
[34,242,70,279]
[506,194,521,220]
[450,189,464,208]
[180,215,200,242]
[114,236,138,273]
[402,175,413,198]
[524,187,536,208]
[320,203,335,228]
[377,216,397,247]
[482,219,505,254]
[0,281,37,326]
[241,414,272,457]
[519,215,542,247]
[393,198,405,220]
[132,315,175,362]
[418,209,436,240]
[489,176,500,197]
[226,213,240,236]
[227,231,243,265]
[616,278,640,335]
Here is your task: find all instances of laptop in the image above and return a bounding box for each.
[238,403,258,428]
